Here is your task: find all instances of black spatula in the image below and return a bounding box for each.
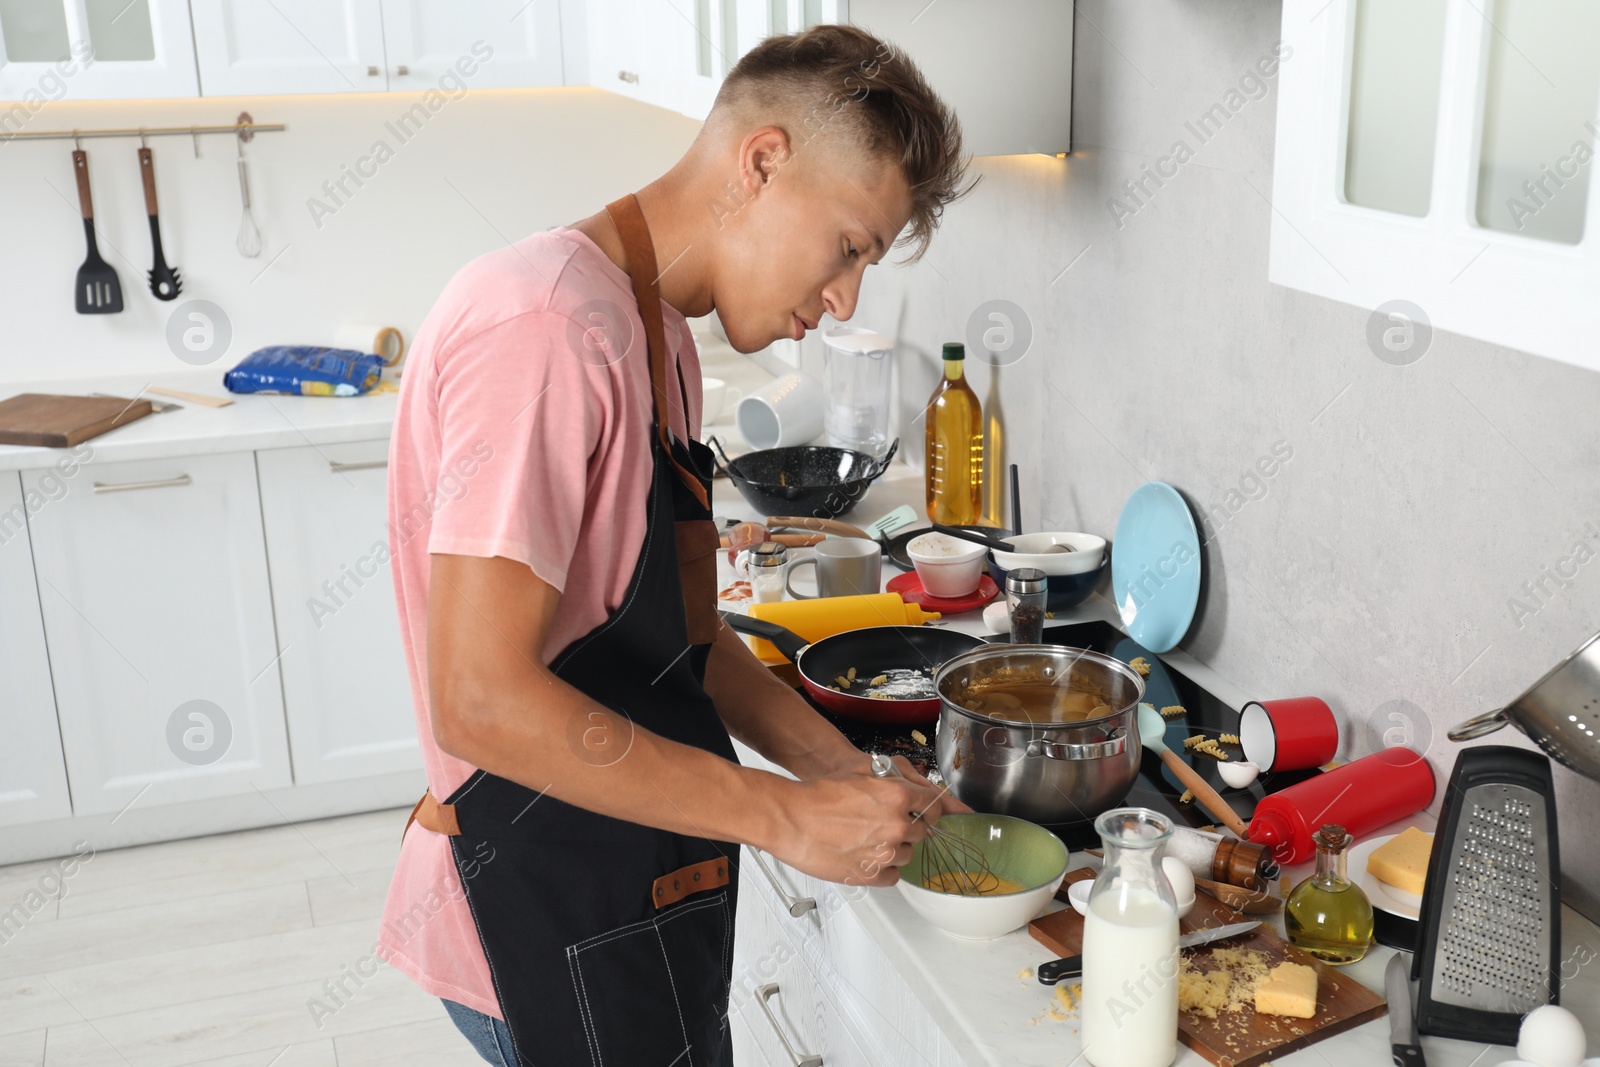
[71,149,123,314]
[138,146,181,301]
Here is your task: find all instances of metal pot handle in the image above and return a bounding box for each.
[1448,708,1511,742]
[1024,727,1128,761]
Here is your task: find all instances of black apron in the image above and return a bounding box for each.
[404,193,737,1067]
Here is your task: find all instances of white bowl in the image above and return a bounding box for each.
[991,532,1106,577]
[1068,873,1194,919]
[907,532,987,598]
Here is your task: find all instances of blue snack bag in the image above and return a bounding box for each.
[224,346,386,396]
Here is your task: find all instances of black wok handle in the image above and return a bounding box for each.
[707,435,734,477]
[719,610,809,664]
[931,523,1016,552]
[865,438,899,480]
[1037,955,1083,985]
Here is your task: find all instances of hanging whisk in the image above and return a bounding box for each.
[868,753,999,896]
[236,132,262,257]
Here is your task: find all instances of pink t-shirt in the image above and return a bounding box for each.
[378,226,701,1019]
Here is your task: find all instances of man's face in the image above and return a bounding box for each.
[711,141,914,353]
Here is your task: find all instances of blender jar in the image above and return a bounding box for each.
[822,326,894,457]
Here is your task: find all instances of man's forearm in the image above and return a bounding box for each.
[701,619,862,779]
[433,655,801,850]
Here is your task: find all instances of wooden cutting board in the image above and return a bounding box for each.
[1031,869,1387,1067]
[0,393,154,447]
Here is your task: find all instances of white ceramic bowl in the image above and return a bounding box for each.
[907,531,987,598]
[894,813,1068,940]
[1068,871,1194,919]
[990,532,1106,577]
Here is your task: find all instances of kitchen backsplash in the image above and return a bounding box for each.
[0,88,701,381]
[826,0,1600,919]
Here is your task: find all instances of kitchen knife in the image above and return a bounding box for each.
[1037,921,1261,985]
[1386,952,1426,1066]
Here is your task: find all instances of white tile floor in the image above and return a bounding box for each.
[0,808,487,1067]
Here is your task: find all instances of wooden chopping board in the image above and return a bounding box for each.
[1031,869,1387,1067]
[0,393,154,447]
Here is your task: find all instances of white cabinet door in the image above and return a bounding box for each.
[0,0,198,99]
[378,0,562,90]
[190,0,388,96]
[585,0,698,113]
[0,472,71,827]
[25,452,292,816]
[255,441,419,785]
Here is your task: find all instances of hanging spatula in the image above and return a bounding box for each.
[138,145,181,301]
[71,149,123,314]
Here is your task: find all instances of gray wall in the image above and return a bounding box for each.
[834,0,1600,915]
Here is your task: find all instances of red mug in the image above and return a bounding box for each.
[1239,696,1339,772]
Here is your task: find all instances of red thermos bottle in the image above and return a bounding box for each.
[1247,747,1435,865]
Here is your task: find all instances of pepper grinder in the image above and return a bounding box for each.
[1005,567,1047,643]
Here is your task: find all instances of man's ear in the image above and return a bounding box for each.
[739,125,794,198]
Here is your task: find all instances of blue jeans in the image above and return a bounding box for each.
[442,999,515,1067]
[442,997,736,1066]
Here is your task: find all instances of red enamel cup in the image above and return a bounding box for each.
[1239,696,1339,772]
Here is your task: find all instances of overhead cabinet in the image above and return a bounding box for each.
[188,0,564,96]
[0,0,198,100]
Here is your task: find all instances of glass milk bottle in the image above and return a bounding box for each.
[1081,807,1180,1067]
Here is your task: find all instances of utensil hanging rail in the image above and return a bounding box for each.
[0,121,285,143]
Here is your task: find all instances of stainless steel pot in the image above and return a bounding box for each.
[934,645,1144,825]
[1449,628,1600,784]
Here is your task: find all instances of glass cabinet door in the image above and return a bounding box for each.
[0,0,197,100]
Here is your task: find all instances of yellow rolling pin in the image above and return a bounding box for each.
[743,592,942,665]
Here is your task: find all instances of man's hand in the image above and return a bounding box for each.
[763,755,972,887]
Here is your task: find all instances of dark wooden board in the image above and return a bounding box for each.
[1031,869,1387,1067]
[0,393,153,447]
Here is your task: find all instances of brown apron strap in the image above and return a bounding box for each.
[603,193,709,510]
[403,790,461,840]
[651,856,729,909]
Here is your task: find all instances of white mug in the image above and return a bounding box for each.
[736,372,826,450]
[701,377,742,427]
[785,538,883,599]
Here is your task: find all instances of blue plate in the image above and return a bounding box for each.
[1110,482,1201,653]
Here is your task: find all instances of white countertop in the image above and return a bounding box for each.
[715,467,1600,1067]
[0,369,397,472]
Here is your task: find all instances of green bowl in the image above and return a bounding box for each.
[895,813,1069,939]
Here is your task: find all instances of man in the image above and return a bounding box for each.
[382,24,974,1067]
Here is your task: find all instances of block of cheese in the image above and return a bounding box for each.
[1367,827,1433,896]
[1255,961,1318,1019]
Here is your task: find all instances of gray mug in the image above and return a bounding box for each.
[785,538,883,599]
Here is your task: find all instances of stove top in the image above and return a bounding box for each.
[814,620,1318,850]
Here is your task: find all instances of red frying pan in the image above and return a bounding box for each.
[721,612,984,724]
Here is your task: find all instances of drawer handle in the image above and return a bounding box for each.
[755,983,823,1067]
[92,474,192,494]
[328,459,387,473]
[748,847,815,917]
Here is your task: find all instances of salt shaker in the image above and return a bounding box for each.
[747,541,788,603]
[1005,567,1047,643]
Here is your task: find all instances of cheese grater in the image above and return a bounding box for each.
[1412,745,1561,1045]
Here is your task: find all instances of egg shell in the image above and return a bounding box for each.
[1217,760,1261,789]
[1517,1004,1587,1067]
[982,601,1011,634]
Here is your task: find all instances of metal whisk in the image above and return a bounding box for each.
[868,753,999,896]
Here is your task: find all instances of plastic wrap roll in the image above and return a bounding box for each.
[332,324,406,367]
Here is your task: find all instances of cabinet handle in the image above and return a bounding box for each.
[395,64,409,76]
[366,65,380,76]
[748,847,816,917]
[755,983,823,1067]
[617,69,639,84]
[328,459,387,473]
[92,474,192,494]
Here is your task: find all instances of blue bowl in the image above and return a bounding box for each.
[988,549,1109,612]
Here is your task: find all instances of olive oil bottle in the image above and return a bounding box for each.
[924,342,983,524]
[1285,824,1375,964]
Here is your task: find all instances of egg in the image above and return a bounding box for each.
[982,601,1011,634]
[1162,855,1196,918]
[1217,760,1261,789]
[1517,1004,1587,1067]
